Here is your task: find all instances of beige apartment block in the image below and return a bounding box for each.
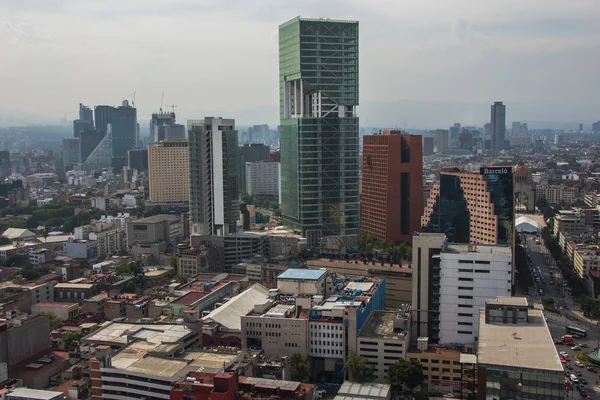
[148,139,190,203]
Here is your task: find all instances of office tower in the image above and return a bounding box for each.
[434,129,448,154]
[150,111,176,143]
[110,100,138,170]
[62,138,81,165]
[94,105,114,135]
[449,123,461,143]
[79,130,105,163]
[579,123,584,133]
[73,119,94,138]
[458,130,474,150]
[79,103,93,123]
[360,130,423,243]
[248,124,270,143]
[188,117,240,236]
[84,126,113,168]
[127,149,148,173]
[491,101,506,151]
[521,123,528,135]
[239,143,270,193]
[423,137,434,156]
[279,17,360,244]
[245,161,279,197]
[0,151,10,180]
[148,140,190,203]
[165,124,185,140]
[511,121,522,137]
[422,166,514,246]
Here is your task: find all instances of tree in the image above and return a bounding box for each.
[344,351,375,383]
[0,236,10,245]
[263,214,271,224]
[388,358,425,391]
[289,352,310,382]
[124,281,137,294]
[40,311,63,329]
[128,260,144,276]
[62,332,83,350]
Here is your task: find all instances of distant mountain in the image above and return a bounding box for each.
[0,108,57,127]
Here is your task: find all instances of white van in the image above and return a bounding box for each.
[570,374,579,383]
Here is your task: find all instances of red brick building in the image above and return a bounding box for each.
[360,130,423,243]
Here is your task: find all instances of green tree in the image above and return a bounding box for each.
[263,214,271,223]
[40,311,62,329]
[388,358,425,390]
[62,332,83,350]
[289,352,310,381]
[241,192,254,205]
[124,281,137,294]
[344,351,375,383]
[0,236,10,245]
[128,260,144,276]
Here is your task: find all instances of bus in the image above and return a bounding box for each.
[566,326,588,337]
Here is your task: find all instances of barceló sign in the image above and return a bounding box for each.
[480,167,511,175]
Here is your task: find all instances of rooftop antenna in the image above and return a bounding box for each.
[166,104,178,114]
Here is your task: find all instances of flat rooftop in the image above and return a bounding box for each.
[308,258,413,276]
[278,269,327,280]
[445,244,512,256]
[487,296,528,307]
[477,309,563,373]
[171,291,210,305]
[133,214,178,224]
[82,322,193,347]
[336,381,391,400]
[33,302,78,309]
[6,387,62,400]
[358,311,408,340]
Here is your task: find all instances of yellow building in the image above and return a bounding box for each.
[148,140,190,203]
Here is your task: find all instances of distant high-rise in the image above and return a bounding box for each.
[360,130,423,243]
[239,143,270,193]
[165,124,185,140]
[127,149,148,172]
[148,140,189,204]
[491,101,506,151]
[0,151,10,180]
[511,121,522,137]
[73,119,94,138]
[80,130,105,163]
[423,137,434,156]
[279,17,360,244]
[94,105,114,135]
[188,117,240,236]
[579,123,584,133]
[434,129,449,154]
[150,111,176,143]
[79,103,94,124]
[449,123,461,143]
[110,100,138,170]
[62,138,81,165]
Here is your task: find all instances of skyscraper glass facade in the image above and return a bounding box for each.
[279,17,359,245]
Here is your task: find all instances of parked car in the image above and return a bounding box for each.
[554,339,564,345]
[560,351,569,357]
[586,365,597,372]
[572,346,582,351]
[575,361,584,367]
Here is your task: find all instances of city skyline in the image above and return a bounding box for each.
[1,0,599,128]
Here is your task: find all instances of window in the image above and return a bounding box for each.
[458,286,473,290]
[431,359,439,364]
[475,260,490,264]
[431,367,439,372]
[458,269,473,273]
[458,313,473,317]
[458,277,473,282]
[458,260,473,264]
[458,295,473,299]
[474,270,490,273]
[458,322,473,326]
[458,330,473,335]
[442,360,450,364]
[458,304,473,308]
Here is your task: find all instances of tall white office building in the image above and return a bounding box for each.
[188,117,240,236]
[246,161,279,197]
[438,244,512,349]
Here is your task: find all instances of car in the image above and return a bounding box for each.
[561,359,567,364]
[572,346,582,351]
[570,373,579,382]
[580,378,588,384]
[587,366,597,372]
[565,356,571,361]
[554,339,564,345]
[575,361,584,367]
[581,343,589,348]
[559,305,565,310]
[566,364,573,369]
[577,371,583,377]
[560,351,569,356]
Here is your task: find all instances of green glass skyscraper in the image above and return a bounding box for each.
[279,17,359,245]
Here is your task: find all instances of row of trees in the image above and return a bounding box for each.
[358,233,412,263]
[541,227,587,297]
[514,242,533,289]
[289,351,424,390]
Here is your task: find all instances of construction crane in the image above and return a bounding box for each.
[160,92,165,112]
[165,104,177,114]
[123,91,136,107]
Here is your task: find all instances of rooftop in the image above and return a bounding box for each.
[203,284,269,331]
[335,381,392,400]
[477,309,563,373]
[277,269,327,280]
[487,296,528,307]
[133,214,178,224]
[444,244,512,257]
[171,291,211,305]
[5,387,62,400]
[308,258,413,275]
[54,283,94,289]
[82,321,193,347]
[33,302,78,309]
[358,311,408,340]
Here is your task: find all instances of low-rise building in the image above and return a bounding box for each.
[176,243,223,279]
[32,302,80,320]
[126,214,183,248]
[476,297,564,400]
[0,313,51,373]
[63,239,98,264]
[0,282,54,313]
[28,248,55,266]
[357,308,411,383]
[6,388,64,400]
[54,283,96,302]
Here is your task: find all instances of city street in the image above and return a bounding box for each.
[524,235,600,399]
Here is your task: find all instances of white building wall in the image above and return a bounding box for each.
[438,250,512,346]
[246,161,279,196]
[309,321,344,359]
[357,337,408,383]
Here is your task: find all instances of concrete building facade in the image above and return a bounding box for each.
[245,161,279,197]
[490,101,506,151]
[148,139,190,203]
[360,130,423,243]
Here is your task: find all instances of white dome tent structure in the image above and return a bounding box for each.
[515,216,540,234]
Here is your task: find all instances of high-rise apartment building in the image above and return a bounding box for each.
[240,143,270,193]
[422,167,514,246]
[188,117,240,236]
[150,111,176,143]
[245,161,279,197]
[360,130,423,243]
[279,17,360,245]
[79,103,94,123]
[62,138,81,165]
[511,121,522,137]
[491,101,506,151]
[434,129,448,154]
[148,140,190,204]
[423,137,434,156]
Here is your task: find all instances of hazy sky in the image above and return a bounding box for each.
[1,0,599,128]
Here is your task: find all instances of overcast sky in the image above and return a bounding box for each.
[1,0,599,128]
